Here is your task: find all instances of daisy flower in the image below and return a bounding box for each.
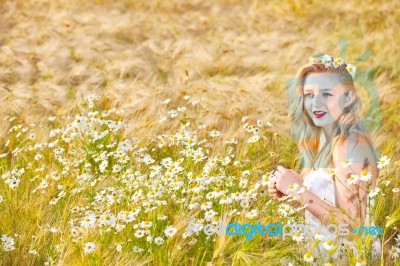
[261,174,272,186]
[333,57,344,67]
[323,239,334,251]
[328,168,338,177]
[164,226,177,237]
[303,251,314,263]
[83,242,96,254]
[355,258,366,266]
[247,135,260,143]
[286,183,299,194]
[1,234,15,252]
[321,54,332,66]
[377,155,390,169]
[292,231,304,242]
[245,209,258,219]
[346,64,357,78]
[347,174,359,185]
[342,158,353,168]
[314,231,324,241]
[392,188,400,193]
[134,230,145,238]
[369,187,380,198]
[154,237,164,246]
[389,246,400,259]
[80,213,96,229]
[394,233,400,245]
[359,170,372,182]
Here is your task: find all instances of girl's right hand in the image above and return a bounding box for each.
[267,182,284,199]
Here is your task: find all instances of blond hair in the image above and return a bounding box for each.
[288,59,375,178]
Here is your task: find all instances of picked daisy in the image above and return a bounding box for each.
[342,158,353,168]
[286,183,299,194]
[368,187,380,198]
[347,174,359,185]
[323,239,334,251]
[359,170,372,182]
[328,168,338,177]
[392,188,400,193]
[377,155,390,169]
[304,251,314,263]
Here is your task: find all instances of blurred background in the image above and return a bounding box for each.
[1,0,399,145]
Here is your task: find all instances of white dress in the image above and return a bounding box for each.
[302,167,380,261]
[303,168,337,226]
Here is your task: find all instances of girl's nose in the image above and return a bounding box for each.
[313,93,325,107]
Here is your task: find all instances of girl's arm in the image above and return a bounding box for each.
[292,133,378,227]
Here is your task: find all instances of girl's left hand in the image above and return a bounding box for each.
[274,165,303,195]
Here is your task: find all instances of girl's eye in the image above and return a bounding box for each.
[322,93,332,97]
[304,93,314,98]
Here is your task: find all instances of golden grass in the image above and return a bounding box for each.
[0,0,400,265]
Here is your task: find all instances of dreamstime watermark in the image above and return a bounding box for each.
[187,220,383,241]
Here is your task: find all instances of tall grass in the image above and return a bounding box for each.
[0,0,399,265]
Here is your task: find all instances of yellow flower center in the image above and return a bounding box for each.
[361,170,367,176]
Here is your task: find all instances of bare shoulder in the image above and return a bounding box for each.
[332,131,377,166]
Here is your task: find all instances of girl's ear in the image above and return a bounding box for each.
[345,91,353,107]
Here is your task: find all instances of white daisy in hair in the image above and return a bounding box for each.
[321,54,333,66]
[333,57,344,67]
[346,63,357,78]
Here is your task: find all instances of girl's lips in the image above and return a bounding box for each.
[313,111,327,119]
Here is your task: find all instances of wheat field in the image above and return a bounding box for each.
[0,0,400,265]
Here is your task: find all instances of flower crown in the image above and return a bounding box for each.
[308,54,356,79]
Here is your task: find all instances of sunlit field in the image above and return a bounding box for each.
[1,0,400,265]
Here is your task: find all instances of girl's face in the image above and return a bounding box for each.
[303,72,349,129]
